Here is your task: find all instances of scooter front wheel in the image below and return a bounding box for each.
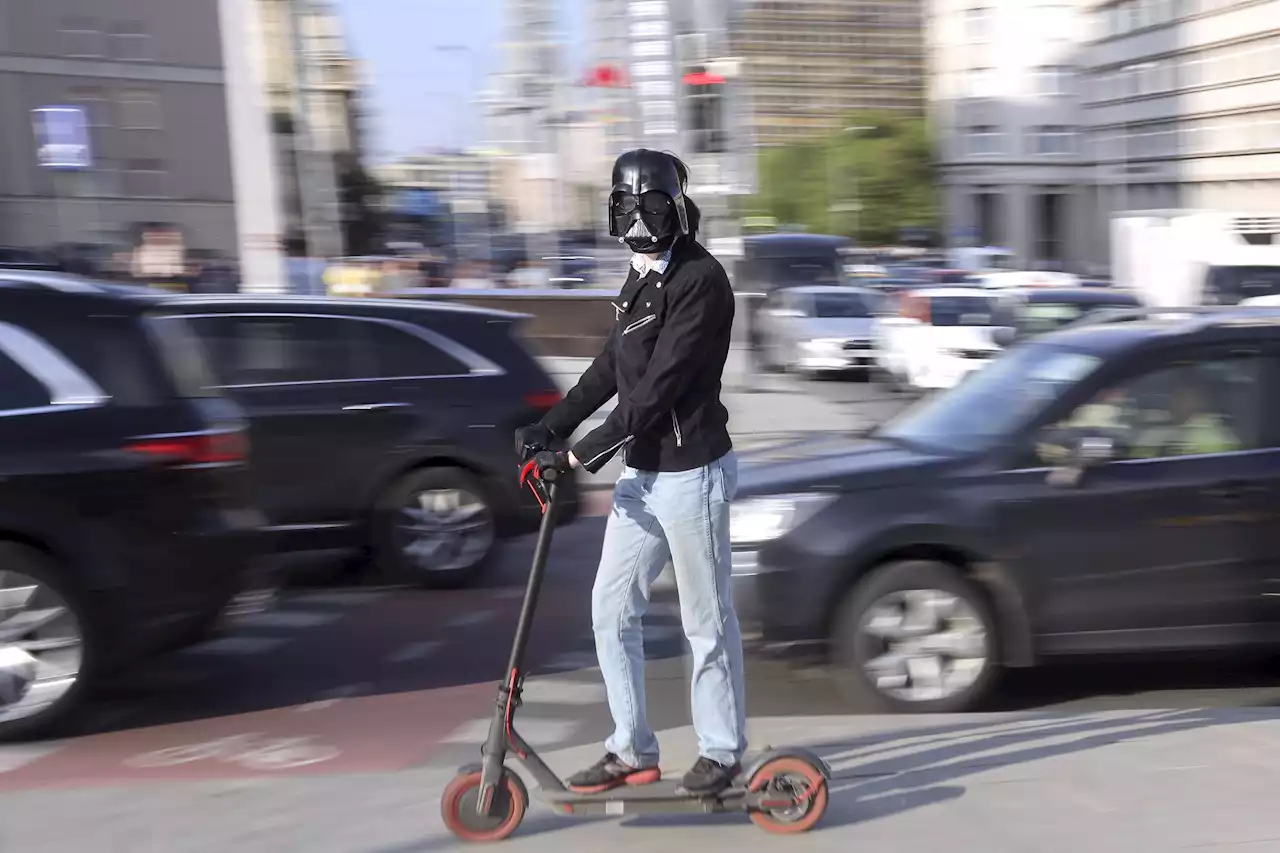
[441,769,528,843]
[747,756,829,834]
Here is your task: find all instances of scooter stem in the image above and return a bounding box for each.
[504,479,560,679]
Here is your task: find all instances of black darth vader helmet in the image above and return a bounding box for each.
[608,149,690,253]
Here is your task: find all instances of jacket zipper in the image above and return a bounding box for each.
[623,314,657,335]
[672,411,683,447]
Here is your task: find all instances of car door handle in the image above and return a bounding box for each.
[342,402,410,412]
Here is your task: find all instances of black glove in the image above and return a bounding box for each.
[532,450,572,481]
[514,423,554,461]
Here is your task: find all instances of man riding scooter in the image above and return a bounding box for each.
[517,148,744,797]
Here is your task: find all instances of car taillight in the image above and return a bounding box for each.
[524,390,562,410]
[126,429,247,465]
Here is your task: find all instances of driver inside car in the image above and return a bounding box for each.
[1129,378,1239,459]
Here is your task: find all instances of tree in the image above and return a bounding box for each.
[752,112,941,244]
[335,153,385,255]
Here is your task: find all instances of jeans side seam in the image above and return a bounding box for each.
[705,460,742,764]
[617,509,659,767]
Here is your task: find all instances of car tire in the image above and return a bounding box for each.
[372,466,498,590]
[831,559,1000,714]
[0,543,100,742]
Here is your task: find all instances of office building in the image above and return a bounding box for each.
[731,0,927,146]
[0,0,242,261]
[1079,0,1280,268]
[929,0,1090,269]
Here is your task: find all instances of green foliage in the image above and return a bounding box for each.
[751,112,941,244]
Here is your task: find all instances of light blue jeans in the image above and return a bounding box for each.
[591,451,746,769]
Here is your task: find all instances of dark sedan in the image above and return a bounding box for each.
[1002,287,1141,339]
[155,295,580,588]
[731,306,1280,713]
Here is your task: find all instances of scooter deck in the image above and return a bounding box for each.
[543,780,751,816]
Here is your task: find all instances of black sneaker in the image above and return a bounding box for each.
[680,756,741,795]
[565,753,661,793]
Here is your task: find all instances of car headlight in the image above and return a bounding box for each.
[729,493,838,547]
[800,338,844,352]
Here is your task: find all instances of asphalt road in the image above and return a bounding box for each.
[2,367,1280,794]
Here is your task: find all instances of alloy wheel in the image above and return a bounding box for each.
[858,588,988,704]
[0,570,83,724]
[397,487,495,574]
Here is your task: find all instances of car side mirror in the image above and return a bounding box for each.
[992,327,1017,347]
[1045,432,1117,487]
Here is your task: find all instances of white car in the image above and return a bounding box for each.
[873,287,1015,391]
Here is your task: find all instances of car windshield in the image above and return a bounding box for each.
[812,292,873,318]
[929,295,1013,327]
[877,343,1102,453]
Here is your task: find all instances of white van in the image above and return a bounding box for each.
[873,287,1016,391]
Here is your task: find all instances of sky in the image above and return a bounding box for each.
[334,0,587,163]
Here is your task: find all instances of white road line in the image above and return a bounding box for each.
[519,679,606,705]
[442,717,581,746]
[288,590,390,608]
[445,610,496,629]
[184,636,289,656]
[0,744,62,773]
[389,641,443,663]
[235,610,343,630]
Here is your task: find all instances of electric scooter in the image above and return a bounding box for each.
[440,459,832,842]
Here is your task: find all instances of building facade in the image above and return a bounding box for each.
[1079,0,1280,268]
[930,0,1092,270]
[933,0,1280,273]
[255,0,359,258]
[0,0,239,260]
[731,0,928,146]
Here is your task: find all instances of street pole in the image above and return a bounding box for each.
[829,125,874,241]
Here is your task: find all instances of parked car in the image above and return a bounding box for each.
[154,294,581,588]
[756,285,881,378]
[0,272,265,740]
[1004,287,1142,340]
[872,286,1016,392]
[731,305,1280,713]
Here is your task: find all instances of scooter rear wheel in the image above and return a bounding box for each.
[441,769,528,842]
[747,756,829,834]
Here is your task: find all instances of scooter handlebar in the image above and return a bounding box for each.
[518,458,556,512]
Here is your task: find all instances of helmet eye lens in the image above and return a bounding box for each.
[639,192,671,216]
[612,193,639,215]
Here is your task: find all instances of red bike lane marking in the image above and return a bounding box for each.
[0,682,494,791]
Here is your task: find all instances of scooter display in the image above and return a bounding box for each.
[440,459,832,842]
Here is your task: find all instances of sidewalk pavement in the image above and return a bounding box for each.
[6,708,1280,852]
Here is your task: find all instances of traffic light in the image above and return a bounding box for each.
[683,66,726,154]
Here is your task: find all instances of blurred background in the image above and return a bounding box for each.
[5,3,1280,847]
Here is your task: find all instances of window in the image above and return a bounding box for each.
[966,124,1004,154]
[108,21,150,61]
[356,323,469,379]
[1039,354,1263,463]
[58,17,103,57]
[963,6,992,41]
[117,91,162,130]
[0,351,51,412]
[188,316,366,386]
[123,159,166,197]
[65,87,110,128]
[879,343,1101,454]
[14,315,163,408]
[966,66,997,98]
[1033,125,1075,154]
[1034,65,1071,97]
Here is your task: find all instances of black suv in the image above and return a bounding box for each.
[153,294,580,587]
[733,306,1280,713]
[0,273,262,740]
